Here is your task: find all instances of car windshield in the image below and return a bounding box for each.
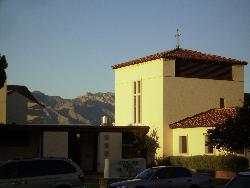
[135,168,158,180]
[225,175,250,188]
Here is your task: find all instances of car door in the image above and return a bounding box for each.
[167,167,193,188]
[147,167,192,188]
[0,162,29,188]
[17,160,53,188]
[146,168,175,188]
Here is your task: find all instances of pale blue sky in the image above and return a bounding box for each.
[0,0,249,99]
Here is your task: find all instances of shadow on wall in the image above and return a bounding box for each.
[7,92,28,124]
[6,85,46,124]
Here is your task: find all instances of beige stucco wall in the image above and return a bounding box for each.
[232,64,244,82]
[43,131,68,158]
[0,82,6,124]
[98,132,122,173]
[163,59,244,155]
[7,92,28,124]
[164,76,244,155]
[172,127,224,156]
[114,59,165,156]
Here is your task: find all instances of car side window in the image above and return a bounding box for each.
[154,168,171,179]
[170,167,192,178]
[0,160,76,179]
[44,160,76,175]
[19,161,46,177]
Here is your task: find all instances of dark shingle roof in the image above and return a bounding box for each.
[112,48,247,69]
[7,85,45,108]
[169,107,238,129]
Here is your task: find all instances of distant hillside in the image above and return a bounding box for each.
[28,91,115,125]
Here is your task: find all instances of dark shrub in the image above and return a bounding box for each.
[156,155,248,172]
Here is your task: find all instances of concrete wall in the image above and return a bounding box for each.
[114,59,164,156]
[7,92,28,124]
[0,82,6,124]
[43,131,68,158]
[98,132,122,173]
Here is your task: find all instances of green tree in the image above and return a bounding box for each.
[133,129,159,158]
[0,54,8,89]
[206,103,250,152]
[124,129,159,165]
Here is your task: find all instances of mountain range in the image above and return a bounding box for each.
[28,91,115,125]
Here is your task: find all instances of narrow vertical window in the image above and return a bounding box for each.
[205,135,214,154]
[220,98,225,108]
[133,96,136,123]
[137,81,141,93]
[138,95,141,123]
[179,136,187,154]
[133,82,136,94]
[133,80,142,124]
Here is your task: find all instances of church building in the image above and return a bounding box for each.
[112,40,247,157]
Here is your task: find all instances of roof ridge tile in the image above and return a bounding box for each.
[112,48,247,69]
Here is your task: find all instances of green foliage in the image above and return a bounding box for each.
[0,54,8,89]
[126,129,160,162]
[135,129,159,157]
[207,104,250,152]
[156,155,249,171]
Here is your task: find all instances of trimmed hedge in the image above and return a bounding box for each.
[156,155,249,172]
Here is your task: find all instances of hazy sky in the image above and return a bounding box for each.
[0,0,249,99]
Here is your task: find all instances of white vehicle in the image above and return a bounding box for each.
[0,158,85,188]
[109,166,213,188]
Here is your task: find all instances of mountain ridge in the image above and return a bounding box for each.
[28,91,115,125]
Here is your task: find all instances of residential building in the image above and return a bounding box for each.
[6,85,45,124]
[112,47,247,157]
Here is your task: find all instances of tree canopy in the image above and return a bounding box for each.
[123,129,159,165]
[0,55,8,89]
[206,103,250,153]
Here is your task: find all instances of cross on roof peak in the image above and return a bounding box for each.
[175,29,181,49]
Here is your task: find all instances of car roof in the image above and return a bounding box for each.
[0,157,69,163]
[151,166,185,169]
[238,171,250,176]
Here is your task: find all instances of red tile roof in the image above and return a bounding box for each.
[7,85,45,108]
[169,107,238,129]
[112,48,247,69]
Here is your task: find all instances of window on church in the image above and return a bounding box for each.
[133,81,136,94]
[179,136,188,154]
[133,96,136,123]
[220,98,225,108]
[205,135,214,154]
[133,80,142,124]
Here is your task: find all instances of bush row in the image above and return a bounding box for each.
[156,155,249,171]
